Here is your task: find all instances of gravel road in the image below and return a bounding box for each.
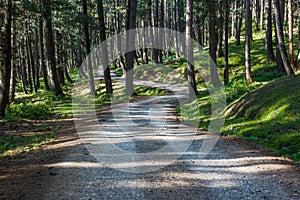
[1,76,299,199]
[35,95,299,200]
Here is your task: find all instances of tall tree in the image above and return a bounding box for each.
[0,0,12,117]
[82,0,96,96]
[97,0,113,94]
[42,0,64,96]
[39,16,50,91]
[186,0,198,97]
[266,0,275,63]
[245,0,253,82]
[125,0,137,95]
[288,0,296,69]
[224,0,229,84]
[208,0,222,87]
[273,0,295,76]
[298,0,300,68]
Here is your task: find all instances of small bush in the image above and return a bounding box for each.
[225,79,262,104]
[5,102,53,120]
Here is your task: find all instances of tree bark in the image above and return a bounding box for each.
[82,0,96,96]
[245,0,253,82]
[9,14,16,102]
[298,1,300,68]
[97,0,113,94]
[208,0,222,87]
[224,0,229,84]
[217,1,224,58]
[0,0,12,117]
[266,0,275,63]
[273,0,295,76]
[186,0,199,97]
[260,0,265,30]
[125,0,137,96]
[39,17,50,90]
[288,0,296,69]
[42,0,64,96]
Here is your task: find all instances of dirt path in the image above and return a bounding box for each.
[0,94,299,200]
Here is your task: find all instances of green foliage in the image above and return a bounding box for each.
[5,102,53,120]
[135,86,171,96]
[0,133,56,159]
[225,79,262,104]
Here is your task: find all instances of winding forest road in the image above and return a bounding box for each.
[0,78,300,199]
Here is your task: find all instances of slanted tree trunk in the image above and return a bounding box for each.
[266,0,275,63]
[97,0,113,94]
[273,0,295,76]
[125,0,137,95]
[208,0,222,87]
[42,0,64,96]
[0,0,12,117]
[186,0,198,97]
[82,0,96,96]
[29,38,38,93]
[245,0,253,82]
[26,38,33,93]
[34,27,40,89]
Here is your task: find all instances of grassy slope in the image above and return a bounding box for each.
[178,32,300,162]
[221,32,300,161]
[224,75,300,161]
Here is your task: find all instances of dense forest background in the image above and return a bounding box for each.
[0,0,300,161]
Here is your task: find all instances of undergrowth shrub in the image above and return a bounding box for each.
[5,101,53,120]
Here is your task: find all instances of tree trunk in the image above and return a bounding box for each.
[9,15,16,102]
[29,39,38,93]
[273,0,295,76]
[34,27,40,89]
[274,15,285,73]
[97,0,113,94]
[266,0,275,63]
[186,0,198,97]
[217,1,224,58]
[82,0,96,96]
[0,0,12,117]
[26,38,33,93]
[208,0,222,87]
[236,0,243,46]
[288,0,296,69]
[224,0,229,84]
[42,0,64,96]
[260,0,265,30]
[39,17,50,90]
[298,1,300,68]
[245,0,253,82]
[56,31,65,86]
[125,0,137,96]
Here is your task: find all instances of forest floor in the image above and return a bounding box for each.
[0,94,300,199]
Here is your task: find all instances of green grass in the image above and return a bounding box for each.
[176,31,299,162]
[224,75,300,161]
[0,132,56,160]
